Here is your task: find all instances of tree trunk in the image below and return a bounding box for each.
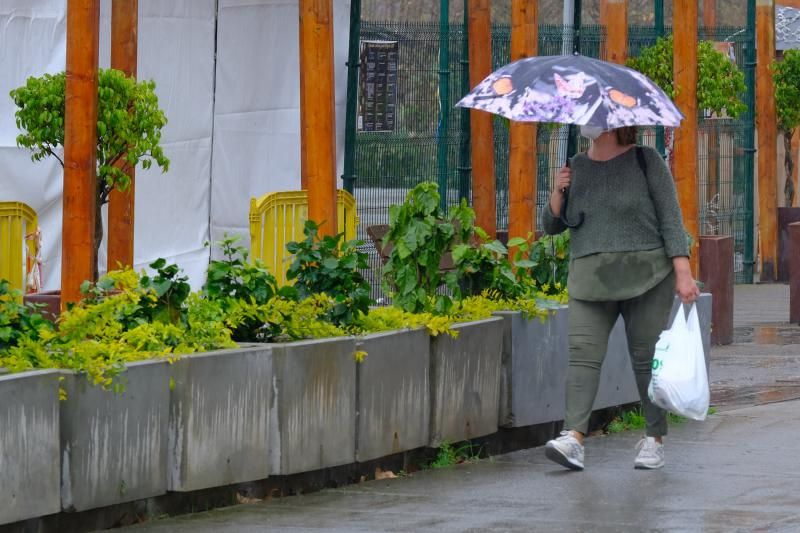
[94,181,104,282]
[785,129,795,208]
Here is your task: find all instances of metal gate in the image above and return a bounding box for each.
[345,14,756,290]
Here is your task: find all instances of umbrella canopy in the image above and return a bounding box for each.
[456,54,683,129]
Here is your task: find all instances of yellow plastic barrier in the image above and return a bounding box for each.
[249,190,359,285]
[0,202,39,296]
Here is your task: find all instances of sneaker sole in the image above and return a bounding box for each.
[545,444,584,471]
[634,461,665,470]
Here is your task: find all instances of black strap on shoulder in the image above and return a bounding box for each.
[635,145,647,178]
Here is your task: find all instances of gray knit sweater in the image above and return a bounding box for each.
[541,145,690,259]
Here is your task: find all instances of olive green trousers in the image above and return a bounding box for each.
[565,271,676,437]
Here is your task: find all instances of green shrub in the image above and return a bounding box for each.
[0,270,234,389]
[286,221,373,327]
[382,182,474,314]
[0,280,54,353]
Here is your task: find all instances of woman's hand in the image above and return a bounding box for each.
[673,257,700,304]
[549,166,572,216]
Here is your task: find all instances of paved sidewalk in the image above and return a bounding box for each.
[123,284,800,533]
[125,399,800,533]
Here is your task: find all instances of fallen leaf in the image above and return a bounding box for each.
[236,493,262,505]
[375,468,397,480]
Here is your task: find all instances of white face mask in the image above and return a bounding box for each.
[580,125,605,140]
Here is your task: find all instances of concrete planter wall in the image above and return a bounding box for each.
[168,346,272,492]
[60,360,170,512]
[429,318,504,446]
[270,337,357,475]
[355,328,430,462]
[496,307,569,428]
[0,370,61,525]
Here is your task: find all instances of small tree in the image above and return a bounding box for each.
[773,50,800,207]
[627,35,747,171]
[11,68,169,279]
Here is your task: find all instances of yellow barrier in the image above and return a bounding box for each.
[0,202,39,295]
[249,190,359,285]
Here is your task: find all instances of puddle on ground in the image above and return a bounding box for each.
[711,383,800,408]
[733,324,800,345]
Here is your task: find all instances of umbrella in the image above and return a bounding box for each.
[456,54,684,228]
[456,54,683,129]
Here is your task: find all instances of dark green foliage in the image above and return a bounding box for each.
[382,182,474,314]
[286,221,373,326]
[526,233,570,296]
[0,280,54,353]
[452,228,521,298]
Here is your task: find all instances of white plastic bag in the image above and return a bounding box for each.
[648,303,709,421]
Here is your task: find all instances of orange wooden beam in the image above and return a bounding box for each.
[757,0,778,280]
[605,0,628,65]
[63,0,100,306]
[703,0,717,28]
[777,0,800,9]
[300,0,337,236]
[673,0,699,274]
[599,0,609,27]
[468,0,496,237]
[508,0,537,241]
[107,0,138,271]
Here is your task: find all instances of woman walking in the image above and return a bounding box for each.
[541,125,699,471]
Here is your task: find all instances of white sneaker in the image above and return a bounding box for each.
[545,430,585,470]
[634,437,665,469]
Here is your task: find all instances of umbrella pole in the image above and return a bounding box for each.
[558,0,584,229]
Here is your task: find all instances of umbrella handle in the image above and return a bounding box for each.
[559,157,584,229]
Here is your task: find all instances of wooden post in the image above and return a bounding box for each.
[299,0,337,236]
[599,0,609,27]
[468,0,496,237]
[62,0,100,307]
[107,0,138,271]
[793,128,800,207]
[790,222,800,323]
[703,0,716,28]
[673,0,700,274]
[508,0,537,242]
[605,0,628,65]
[757,0,778,280]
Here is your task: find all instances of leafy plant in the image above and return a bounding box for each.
[204,236,297,341]
[286,221,374,326]
[429,440,482,468]
[524,233,570,297]
[222,294,346,343]
[773,49,800,206]
[10,68,170,279]
[137,259,192,325]
[382,182,474,314]
[626,35,747,118]
[0,280,54,353]
[0,276,234,389]
[453,228,521,298]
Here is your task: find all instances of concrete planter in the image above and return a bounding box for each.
[270,337,357,475]
[496,307,569,428]
[355,328,430,462]
[60,360,170,512]
[429,318,503,446]
[168,346,272,492]
[0,370,61,525]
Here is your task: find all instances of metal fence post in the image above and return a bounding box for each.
[458,0,471,203]
[342,0,361,194]
[654,0,665,158]
[438,0,451,211]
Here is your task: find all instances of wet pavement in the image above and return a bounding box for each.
[122,400,800,533]
[122,285,800,533]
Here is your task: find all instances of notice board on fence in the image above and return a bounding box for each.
[358,40,398,132]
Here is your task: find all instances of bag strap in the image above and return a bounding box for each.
[635,145,648,178]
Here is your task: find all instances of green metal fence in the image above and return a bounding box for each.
[348,18,755,293]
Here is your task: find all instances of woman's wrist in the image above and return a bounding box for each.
[672,256,693,278]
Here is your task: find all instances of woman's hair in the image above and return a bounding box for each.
[615,126,638,146]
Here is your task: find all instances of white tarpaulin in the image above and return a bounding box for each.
[0,0,350,289]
